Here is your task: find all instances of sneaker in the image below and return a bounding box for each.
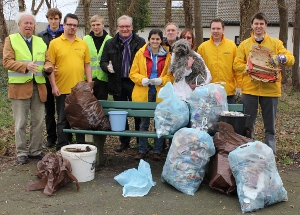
[134,153,146,160]
[16,155,28,164]
[153,153,161,161]
[43,142,55,149]
[28,152,45,160]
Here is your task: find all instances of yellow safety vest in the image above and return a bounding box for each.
[83,34,111,81]
[8,33,46,84]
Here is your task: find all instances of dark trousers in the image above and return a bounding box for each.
[113,78,141,145]
[241,94,278,154]
[93,78,108,100]
[227,95,236,104]
[55,94,85,151]
[45,79,57,144]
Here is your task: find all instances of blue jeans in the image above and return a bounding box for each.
[241,94,278,154]
[138,91,163,154]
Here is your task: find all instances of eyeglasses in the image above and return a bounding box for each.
[65,23,78,27]
[118,25,132,29]
[183,36,192,40]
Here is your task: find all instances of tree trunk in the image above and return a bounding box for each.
[165,0,172,24]
[125,0,137,17]
[194,0,203,48]
[277,0,289,84]
[18,0,26,11]
[31,0,44,15]
[239,0,259,41]
[0,0,9,59]
[45,0,52,9]
[108,0,117,36]
[292,0,300,90]
[81,0,92,35]
[183,0,193,29]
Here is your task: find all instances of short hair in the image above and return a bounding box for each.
[251,12,268,24]
[164,22,179,31]
[148,29,164,45]
[63,13,79,24]
[46,8,62,19]
[90,15,104,24]
[180,29,196,50]
[117,15,133,26]
[15,11,36,24]
[210,18,225,29]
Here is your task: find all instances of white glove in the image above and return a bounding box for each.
[107,60,115,73]
[149,78,162,86]
[235,88,242,96]
[142,78,150,86]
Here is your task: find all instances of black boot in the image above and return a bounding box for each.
[115,143,130,152]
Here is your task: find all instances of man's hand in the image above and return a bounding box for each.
[107,60,115,73]
[51,85,60,97]
[142,78,150,86]
[149,78,162,86]
[235,88,242,97]
[45,66,58,74]
[267,54,287,67]
[27,59,39,75]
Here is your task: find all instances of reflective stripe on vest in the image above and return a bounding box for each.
[83,35,112,81]
[8,33,47,84]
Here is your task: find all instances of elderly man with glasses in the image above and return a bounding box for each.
[100,15,145,152]
[48,13,92,152]
[3,11,55,164]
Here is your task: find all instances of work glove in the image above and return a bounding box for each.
[142,78,150,86]
[235,88,242,97]
[267,54,287,67]
[149,78,162,86]
[107,60,115,73]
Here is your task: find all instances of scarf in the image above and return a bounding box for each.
[119,33,133,77]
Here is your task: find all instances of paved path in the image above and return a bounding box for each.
[0,153,299,215]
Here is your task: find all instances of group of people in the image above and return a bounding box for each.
[3,9,294,164]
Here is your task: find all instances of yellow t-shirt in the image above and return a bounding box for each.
[48,34,90,94]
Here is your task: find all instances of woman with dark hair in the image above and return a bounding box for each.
[129,29,174,161]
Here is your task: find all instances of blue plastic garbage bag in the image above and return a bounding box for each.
[161,128,215,195]
[114,159,156,197]
[155,82,189,138]
[228,141,288,213]
[189,83,228,130]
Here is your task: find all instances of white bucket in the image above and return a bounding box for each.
[61,144,97,183]
[108,111,128,131]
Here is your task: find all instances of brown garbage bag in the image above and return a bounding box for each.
[65,81,111,130]
[25,153,80,196]
[209,122,253,195]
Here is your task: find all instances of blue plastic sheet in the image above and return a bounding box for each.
[161,128,215,195]
[228,141,288,213]
[155,82,189,138]
[114,159,156,197]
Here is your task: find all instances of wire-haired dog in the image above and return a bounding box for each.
[169,39,207,85]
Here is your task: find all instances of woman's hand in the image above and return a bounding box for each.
[186,56,195,70]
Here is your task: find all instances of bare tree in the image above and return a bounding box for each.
[108,0,117,36]
[165,0,172,25]
[194,0,203,47]
[183,0,193,29]
[276,0,289,84]
[292,0,300,90]
[18,0,26,11]
[239,0,259,41]
[0,0,8,41]
[125,0,137,17]
[45,0,52,9]
[31,0,45,15]
[80,0,92,35]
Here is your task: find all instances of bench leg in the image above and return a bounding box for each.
[92,135,106,168]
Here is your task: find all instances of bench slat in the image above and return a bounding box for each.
[99,100,157,110]
[104,109,154,117]
[63,129,173,138]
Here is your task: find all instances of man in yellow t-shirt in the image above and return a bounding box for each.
[48,13,92,152]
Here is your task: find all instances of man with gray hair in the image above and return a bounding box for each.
[100,15,145,152]
[3,11,54,164]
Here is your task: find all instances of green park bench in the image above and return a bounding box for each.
[63,100,243,168]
